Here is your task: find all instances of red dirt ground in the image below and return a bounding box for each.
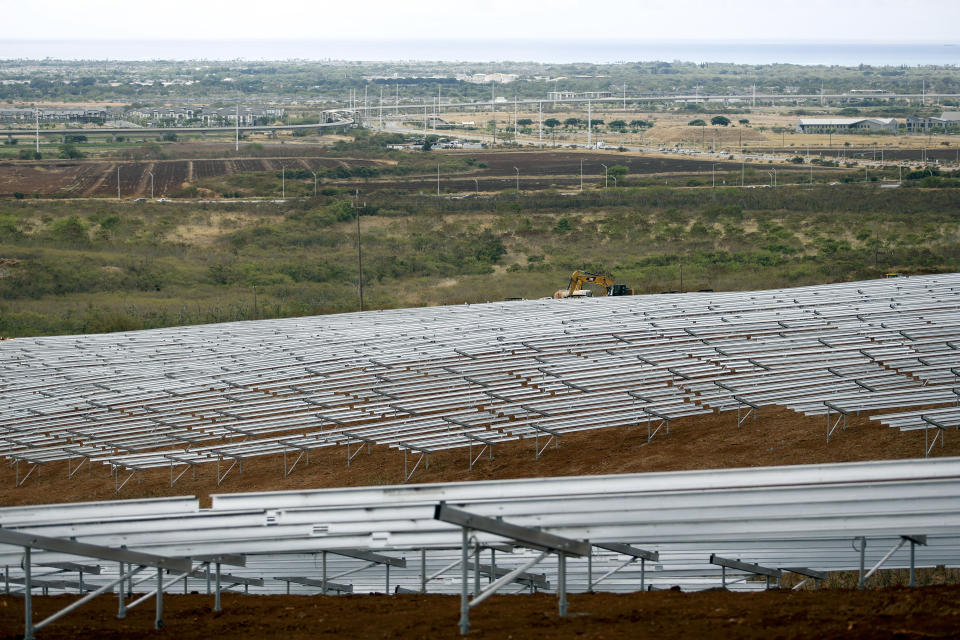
[2,406,956,508]
[3,586,960,640]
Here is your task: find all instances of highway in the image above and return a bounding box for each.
[3,118,354,138]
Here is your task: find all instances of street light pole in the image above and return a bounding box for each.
[311,171,317,197]
[580,159,583,191]
[281,164,285,199]
[712,164,717,188]
[148,171,154,199]
[601,163,608,188]
[437,164,440,196]
[355,190,364,312]
[117,166,120,200]
[514,166,519,192]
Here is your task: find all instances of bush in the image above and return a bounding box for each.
[58,143,85,159]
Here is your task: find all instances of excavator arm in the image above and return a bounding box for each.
[566,270,615,297]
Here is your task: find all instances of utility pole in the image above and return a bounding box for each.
[587,100,592,148]
[355,189,364,312]
[538,101,543,148]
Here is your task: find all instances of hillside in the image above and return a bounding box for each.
[2,150,958,338]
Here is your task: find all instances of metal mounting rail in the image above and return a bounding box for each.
[436,503,590,635]
[824,401,849,443]
[0,529,190,640]
[920,416,948,458]
[858,535,928,589]
[530,423,561,460]
[401,443,431,482]
[782,566,827,590]
[274,576,352,594]
[710,554,781,589]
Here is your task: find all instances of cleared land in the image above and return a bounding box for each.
[0,150,825,198]
[2,586,960,639]
[2,406,956,508]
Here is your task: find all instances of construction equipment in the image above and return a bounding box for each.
[554,270,633,299]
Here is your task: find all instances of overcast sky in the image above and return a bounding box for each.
[6,0,958,43]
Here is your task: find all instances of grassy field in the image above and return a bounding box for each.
[2,160,958,337]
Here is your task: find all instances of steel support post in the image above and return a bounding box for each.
[24,547,33,640]
[641,558,645,591]
[322,551,328,595]
[459,528,470,636]
[490,549,496,585]
[154,568,163,629]
[558,553,568,617]
[386,563,390,594]
[910,540,916,587]
[214,562,221,612]
[420,549,426,593]
[587,549,592,591]
[206,562,211,594]
[722,564,726,588]
[4,565,9,594]
[117,562,126,619]
[473,543,480,597]
[857,537,867,589]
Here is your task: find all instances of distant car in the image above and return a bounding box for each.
[133,197,146,202]
[157,197,171,202]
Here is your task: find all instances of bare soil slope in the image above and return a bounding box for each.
[2,406,955,508]
[3,586,960,640]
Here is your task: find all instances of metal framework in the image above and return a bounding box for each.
[4,275,960,493]
[0,458,959,636]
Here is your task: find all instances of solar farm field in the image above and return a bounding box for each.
[2,275,960,638]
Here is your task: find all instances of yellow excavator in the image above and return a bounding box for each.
[553,270,634,299]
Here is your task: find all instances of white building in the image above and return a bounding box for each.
[796,118,897,133]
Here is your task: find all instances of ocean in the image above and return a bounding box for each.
[2,39,958,66]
